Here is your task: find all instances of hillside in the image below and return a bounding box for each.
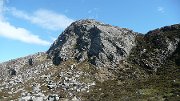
[0,19,179,101]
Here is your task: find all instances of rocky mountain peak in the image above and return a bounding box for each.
[47,19,138,67]
[0,20,180,101]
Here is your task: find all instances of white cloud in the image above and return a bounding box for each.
[0,0,51,46]
[0,0,50,45]
[0,0,74,46]
[157,6,165,13]
[9,8,74,30]
[0,21,51,45]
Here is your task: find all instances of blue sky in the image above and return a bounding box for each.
[0,0,179,63]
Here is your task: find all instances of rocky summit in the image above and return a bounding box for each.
[0,19,180,101]
[47,19,137,68]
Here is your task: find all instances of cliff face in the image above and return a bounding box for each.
[47,19,137,68]
[0,20,179,101]
[47,20,180,72]
[130,24,180,72]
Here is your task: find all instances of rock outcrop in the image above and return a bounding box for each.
[130,24,180,71]
[0,19,179,101]
[47,19,138,68]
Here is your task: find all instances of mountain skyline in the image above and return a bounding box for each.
[0,0,180,63]
[0,19,179,100]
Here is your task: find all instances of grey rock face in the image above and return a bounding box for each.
[0,19,179,100]
[47,19,138,67]
[131,24,180,71]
